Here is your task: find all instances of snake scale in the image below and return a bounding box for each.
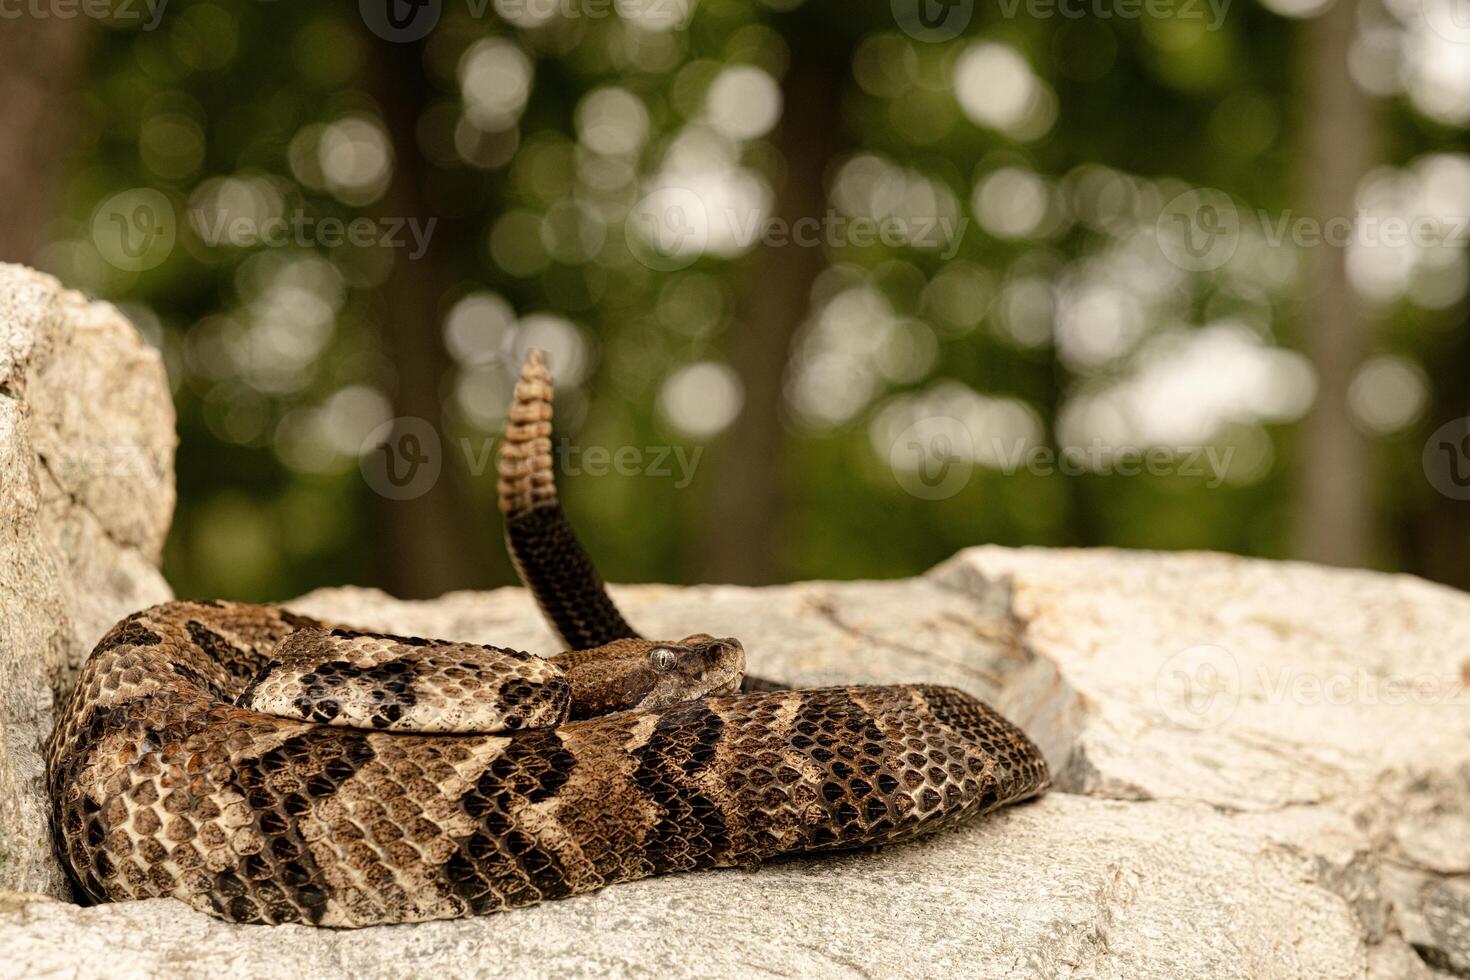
[45,351,1050,928]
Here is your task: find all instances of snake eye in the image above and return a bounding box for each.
[649,648,678,672]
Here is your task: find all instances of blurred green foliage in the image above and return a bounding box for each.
[35,0,1470,601]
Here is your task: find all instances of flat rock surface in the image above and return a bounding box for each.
[0,793,1371,979]
[7,554,1469,978]
[1,264,1467,977]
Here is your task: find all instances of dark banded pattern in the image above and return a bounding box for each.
[46,349,1050,928]
[47,600,1047,927]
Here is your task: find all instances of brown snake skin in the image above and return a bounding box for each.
[44,352,1051,928]
[499,353,786,692]
[499,351,642,652]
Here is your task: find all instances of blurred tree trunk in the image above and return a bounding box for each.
[0,19,93,263]
[1288,0,1379,566]
[368,38,489,598]
[695,49,846,585]
[1403,320,1470,589]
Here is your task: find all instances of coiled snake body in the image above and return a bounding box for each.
[45,353,1049,927]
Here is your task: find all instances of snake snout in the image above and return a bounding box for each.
[694,636,745,693]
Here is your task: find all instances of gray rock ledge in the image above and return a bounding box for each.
[1,263,1466,978]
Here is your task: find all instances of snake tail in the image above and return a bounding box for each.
[499,350,640,650]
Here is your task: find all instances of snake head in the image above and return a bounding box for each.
[552,634,745,720]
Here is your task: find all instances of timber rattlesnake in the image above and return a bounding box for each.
[45,351,1050,927]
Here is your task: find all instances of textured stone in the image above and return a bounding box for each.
[0,264,173,900]
[3,263,1469,976]
[936,548,1470,815]
[0,792,1370,979]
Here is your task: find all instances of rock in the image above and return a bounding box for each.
[8,562,1466,979]
[0,793,1370,979]
[0,264,173,899]
[2,264,1468,976]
